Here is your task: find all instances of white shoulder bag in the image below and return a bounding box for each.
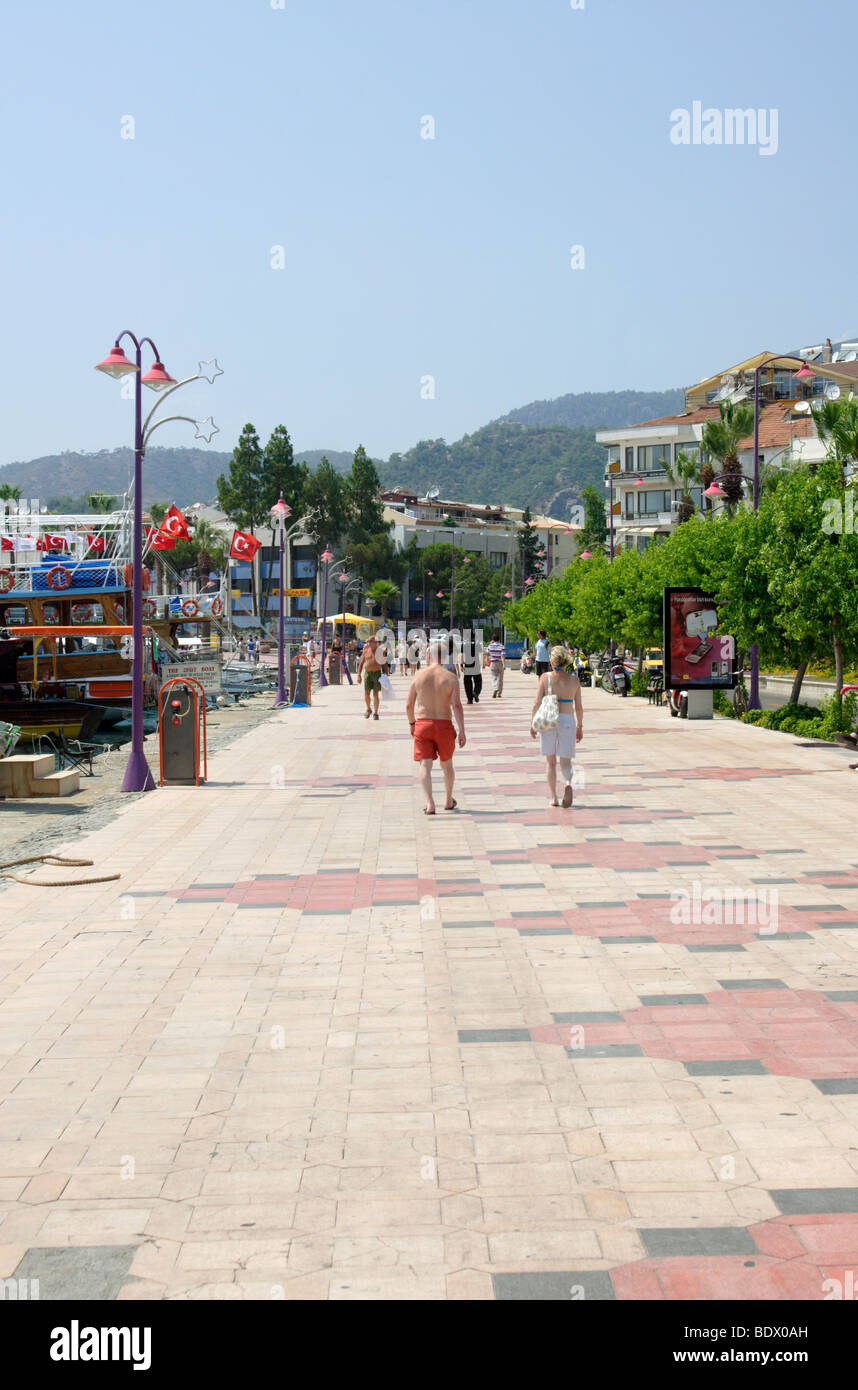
[531,673,560,733]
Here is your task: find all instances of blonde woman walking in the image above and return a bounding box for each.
[530,645,583,807]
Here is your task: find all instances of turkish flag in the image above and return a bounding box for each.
[37,533,69,552]
[1,536,12,552]
[86,534,106,554]
[158,504,190,541]
[146,527,175,551]
[229,530,262,560]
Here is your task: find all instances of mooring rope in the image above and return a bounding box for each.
[0,854,121,887]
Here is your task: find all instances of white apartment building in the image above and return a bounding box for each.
[596,340,858,552]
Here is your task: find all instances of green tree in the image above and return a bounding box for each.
[87,491,117,513]
[517,505,543,584]
[659,450,701,524]
[217,424,266,616]
[346,533,408,614]
[579,484,608,551]
[700,400,754,511]
[365,578,401,620]
[0,483,22,516]
[346,445,389,544]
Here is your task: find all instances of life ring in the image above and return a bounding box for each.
[211,597,223,617]
[142,598,156,618]
[46,565,72,590]
[71,603,91,622]
[0,569,13,593]
[123,564,151,591]
[181,599,199,618]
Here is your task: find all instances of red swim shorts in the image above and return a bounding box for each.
[413,718,456,763]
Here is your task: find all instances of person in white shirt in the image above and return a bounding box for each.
[487,628,506,697]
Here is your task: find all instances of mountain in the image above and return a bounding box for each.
[497,387,684,430]
[0,387,680,516]
[380,423,605,515]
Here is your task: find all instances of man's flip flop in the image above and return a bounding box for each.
[424,807,435,815]
[444,799,458,811]
[562,785,574,808]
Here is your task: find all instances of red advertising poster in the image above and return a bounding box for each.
[662,587,735,690]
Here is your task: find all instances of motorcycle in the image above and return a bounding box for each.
[601,659,630,697]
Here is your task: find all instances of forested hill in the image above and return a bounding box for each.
[498,387,684,429]
[379,423,605,515]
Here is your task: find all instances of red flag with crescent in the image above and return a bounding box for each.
[229,530,262,560]
[146,527,175,551]
[37,533,69,552]
[86,533,106,554]
[158,504,191,541]
[1,535,12,552]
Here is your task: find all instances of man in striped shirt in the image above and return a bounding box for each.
[488,628,506,698]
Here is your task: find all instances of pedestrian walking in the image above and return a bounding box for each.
[357,633,384,719]
[530,645,583,808]
[534,629,551,676]
[460,627,483,704]
[488,628,506,698]
[406,641,466,814]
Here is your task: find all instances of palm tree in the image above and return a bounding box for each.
[365,578,400,622]
[810,395,858,483]
[189,519,227,589]
[659,450,702,524]
[87,491,117,513]
[700,400,755,511]
[0,483,22,517]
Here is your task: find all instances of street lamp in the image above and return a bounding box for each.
[95,335,221,792]
[338,570,361,682]
[318,548,334,686]
[270,494,291,705]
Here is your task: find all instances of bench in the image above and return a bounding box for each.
[647,675,664,706]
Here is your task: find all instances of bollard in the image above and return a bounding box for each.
[158,677,207,785]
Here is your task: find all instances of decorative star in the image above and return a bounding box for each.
[197,358,224,384]
[194,417,220,443]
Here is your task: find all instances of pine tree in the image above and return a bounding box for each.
[346,445,389,545]
[259,425,309,622]
[217,423,266,616]
[517,505,543,583]
[579,484,608,551]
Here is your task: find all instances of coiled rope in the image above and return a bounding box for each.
[0,855,121,887]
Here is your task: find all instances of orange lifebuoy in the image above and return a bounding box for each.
[46,565,72,590]
[71,603,91,622]
[211,597,223,617]
[181,599,199,618]
[0,569,13,593]
[123,564,151,591]
[142,598,156,618]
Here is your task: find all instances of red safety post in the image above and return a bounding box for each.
[158,676,208,785]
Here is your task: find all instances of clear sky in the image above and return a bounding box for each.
[1,0,855,470]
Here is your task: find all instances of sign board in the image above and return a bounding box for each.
[276,588,311,597]
[662,587,735,691]
[160,657,222,695]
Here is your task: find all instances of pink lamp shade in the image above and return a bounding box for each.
[271,495,292,521]
[320,549,334,563]
[580,549,592,559]
[95,345,138,378]
[141,360,176,391]
[703,482,727,498]
[635,476,645,485]
[338,571,349,584]
[436,590,444,598]
[504,590,512,598]
[793,363,815,381]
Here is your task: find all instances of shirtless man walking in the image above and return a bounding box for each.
[406,642,466,814]
[357,633,384,719]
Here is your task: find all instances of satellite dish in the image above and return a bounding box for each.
[825,383,842,400]
[793,401,811,413]
[428,486,440,500]
[720,374,736,388]
[714,386,731,402]
[846,352,858,362]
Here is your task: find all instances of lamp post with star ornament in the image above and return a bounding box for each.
[270,494,291,706]
[318,548,334,687]
[95,337,222,791]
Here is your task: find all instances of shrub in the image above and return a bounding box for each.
[713,691,734,717]
[630,671,649,698]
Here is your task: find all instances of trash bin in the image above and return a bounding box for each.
[158,677,207,785]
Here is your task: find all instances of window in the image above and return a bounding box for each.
[638,490,670,515]
[637,445,671,473]
[488,551,506,569]
[676,442,700,464]
[625,493,635,519]
[624,447,635,472]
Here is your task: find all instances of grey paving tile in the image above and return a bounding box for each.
[793,903,847,912]
[511,911,565,919]
[769,1188,858,1216]
[599,935,657,945]
[442,920,496,929]
[719,979,786,990]
[11,1245,139,1301]
[565,1044,645,1059]
[686,944,746,953]
[458,1029,532,1043]
[553,1011,624,1024]
[492,1271,615,1301]
[519,928,573,936]
[812,1079,858,1095]
[640,1227,758,1258]
[578,901,627,908]
[684,1060,768,1076]
[817,920,858,929]
[638,994,709,1007]
[825,991,858,1002]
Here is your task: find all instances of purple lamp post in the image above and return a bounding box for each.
[318,548,334,686]
[95,336,176,792]
[337,571,357,683]
[271,494,291,706]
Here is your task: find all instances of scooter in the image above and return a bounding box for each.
[601,659,630,697]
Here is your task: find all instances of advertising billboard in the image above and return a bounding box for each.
[662,587,735,690]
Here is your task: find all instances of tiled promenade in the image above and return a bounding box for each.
[2,673,858,1301]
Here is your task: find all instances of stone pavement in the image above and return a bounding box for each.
[2,672,858,1301]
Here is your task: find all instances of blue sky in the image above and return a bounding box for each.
[1,0,855,470]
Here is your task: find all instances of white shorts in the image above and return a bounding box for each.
[540,711,576,758]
